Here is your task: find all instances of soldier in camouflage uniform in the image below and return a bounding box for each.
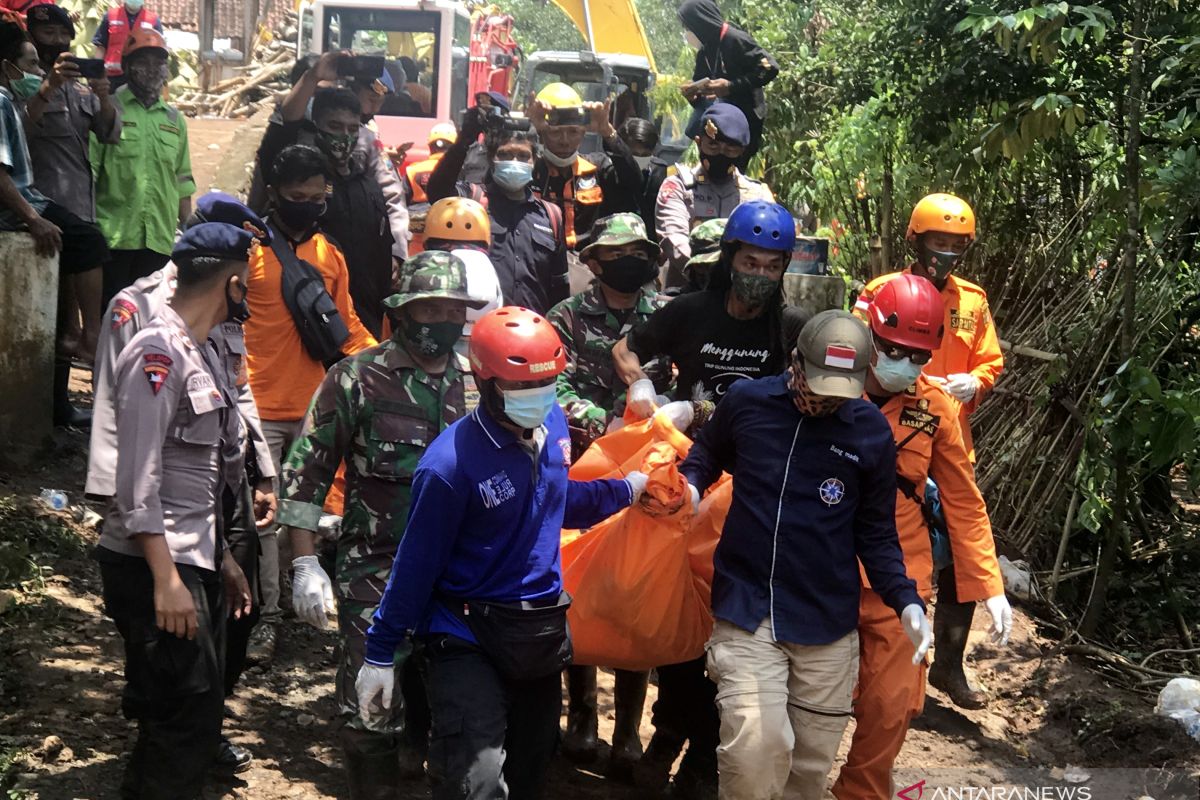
[545,213,673,780]
[680,218,727,294]
[276,250,483,799]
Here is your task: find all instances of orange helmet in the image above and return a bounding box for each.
[425,197,491,245]
[123,25,168,61]
[469,306,565,382]
[906,193,976,241]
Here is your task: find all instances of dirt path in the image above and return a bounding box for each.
[2,413,1196,799]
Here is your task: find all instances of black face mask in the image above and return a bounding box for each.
[597,254,655,293]
[701,153,736,180]
[226,277,251,324]
[274,196,325,233]
[35,42,68,67]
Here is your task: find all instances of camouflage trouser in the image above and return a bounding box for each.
[336,595,431,752]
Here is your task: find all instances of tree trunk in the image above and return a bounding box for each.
[1079,0,1144,639]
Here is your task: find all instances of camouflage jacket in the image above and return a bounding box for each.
[547,283,673,447]
[277,337,477,603]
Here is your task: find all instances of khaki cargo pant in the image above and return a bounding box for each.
[706,618,859,800]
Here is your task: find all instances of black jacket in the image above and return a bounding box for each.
[680,0,779,121]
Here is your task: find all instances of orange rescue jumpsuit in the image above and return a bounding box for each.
[855,269,1004,460]
[832,375,1003,800]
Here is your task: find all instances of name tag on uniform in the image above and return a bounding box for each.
[187,373,226,415]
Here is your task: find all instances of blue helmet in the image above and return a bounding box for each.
[722,200,796,253]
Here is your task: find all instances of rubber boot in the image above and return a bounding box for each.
[562,664,599,763]
[929,592,986,710]
[607,669,648,783]
[340,728,400,800]
[53,358,91,428]
[633,730,684,797]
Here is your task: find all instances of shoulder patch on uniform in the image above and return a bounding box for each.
[142,352,172,395]
[111,298,138,329]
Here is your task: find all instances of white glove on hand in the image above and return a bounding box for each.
[292,555,335,629]
[355,662,395,725]
[625,470,649,503]
[687,483,701,514]
[985,594,1013,645]
[944,373,980,403]
[654,400,695,432]
[901,603,932,665]
[626,378,657,419]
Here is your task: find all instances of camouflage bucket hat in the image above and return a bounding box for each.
[684,218,728,273]
[579,213,661,261]
[383,250,487,310]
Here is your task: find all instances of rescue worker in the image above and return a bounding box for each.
[92,26,195,309]
[91,0,161,87]
[425,114,569,315]
[678,0,778,167]
[676,310,932,800]
[419,196,504,355]
[24,2,119,365]
[257,50,411,335]
[278,252,483,797]
[611,201,805,799]
[404,122,459,252]
[529,81,642,255]
[94,222,258,798]
[833,273,1011,800]
[853,192,1004,709]
[355,306,649,800]
[243,143,379,666]
[656,102,773,289]
[545,213,673,780]
[87,192,278,775]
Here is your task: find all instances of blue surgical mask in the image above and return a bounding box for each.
[493,160,534,192]
[871,346,923,393]
[502,384,557,429]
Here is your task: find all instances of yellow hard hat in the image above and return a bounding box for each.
[425,198,491,245]
[428,122,458,146]
[907,193,976,240]
[536,82,583,109]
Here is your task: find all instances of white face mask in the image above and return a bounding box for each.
[542,148,579,168]
[685,30,702,50]
[871,344,923,393]
[633,155,654,171]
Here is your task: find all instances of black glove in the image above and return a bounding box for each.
[461,107,487,142]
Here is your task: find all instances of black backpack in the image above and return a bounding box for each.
[268,224,351,364]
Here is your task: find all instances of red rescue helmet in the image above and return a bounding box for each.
[867,274,944,351]
[469,306,566,381]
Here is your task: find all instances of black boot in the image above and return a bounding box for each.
[53,359,90,428]
[633,730,684,796]
[340,728,400,800]
[929,568,986,709]
[607,669,648,783]
[562,664,599,763]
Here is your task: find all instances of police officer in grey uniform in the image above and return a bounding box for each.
[95,221,259,798]
[655,103,774,290]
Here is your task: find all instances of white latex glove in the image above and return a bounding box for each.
[355,662,395,725]
[292,555,335,629]
[944,373,980,403]
[626,378,657,419]
[687,483,701,514]
[654,400,695,432]
[625,470,649,503]
[901,603,932,665]
[984,594,1013,645]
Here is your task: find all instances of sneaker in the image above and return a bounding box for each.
[213,736,253,774]
[245,623,277,666]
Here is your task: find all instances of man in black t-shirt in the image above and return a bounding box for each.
[610,199,803,798]
[613,199,804,433]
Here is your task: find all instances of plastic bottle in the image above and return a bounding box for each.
[39,489,68,511]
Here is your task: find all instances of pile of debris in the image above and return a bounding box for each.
[173,16,298,118]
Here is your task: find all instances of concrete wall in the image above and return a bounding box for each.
[0,234,58,455]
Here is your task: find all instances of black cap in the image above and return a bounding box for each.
[26,4,74,36]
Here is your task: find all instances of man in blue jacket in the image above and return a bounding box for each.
[356,306,648,800]
[677,310,933,800]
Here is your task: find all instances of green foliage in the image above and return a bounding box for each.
[501,0,584,55]
[0,496,88,591]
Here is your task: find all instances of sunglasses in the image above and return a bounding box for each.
[873,334,933,366]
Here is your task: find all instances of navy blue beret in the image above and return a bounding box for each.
[190,191,271,246]
[172,222,259,263]
[698,102,750,147]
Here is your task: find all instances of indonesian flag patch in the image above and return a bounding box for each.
[824,344,857,370]
[143,353,173,395]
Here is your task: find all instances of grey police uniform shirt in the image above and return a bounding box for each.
[98,305,230,571]
[655,164,775,285]
[86,263,274,500]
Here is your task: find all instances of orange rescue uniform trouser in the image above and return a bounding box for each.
[832,588,927,800]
